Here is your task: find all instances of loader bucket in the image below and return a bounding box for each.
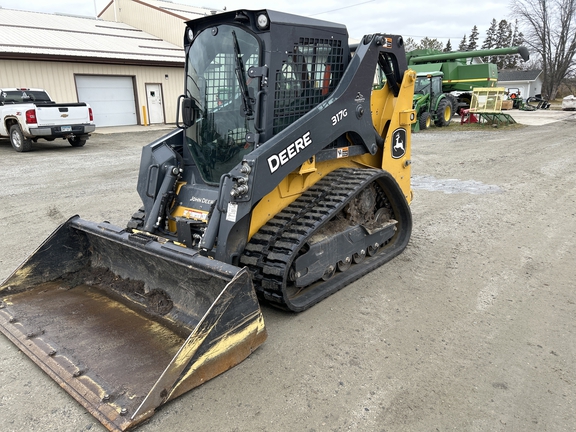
[0,216,266,431]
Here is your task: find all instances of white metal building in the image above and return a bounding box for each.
[0,7,188,126]
[497,70,544,99]
[99,0,221,47]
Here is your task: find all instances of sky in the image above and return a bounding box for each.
[0,0,516,46]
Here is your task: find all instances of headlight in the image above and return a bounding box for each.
[256,13,269,30]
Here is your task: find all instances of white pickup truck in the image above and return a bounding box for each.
[0,88,95,152]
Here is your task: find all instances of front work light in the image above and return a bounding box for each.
[256,13,269,30]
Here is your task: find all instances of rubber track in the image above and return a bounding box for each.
[240,167,387,310]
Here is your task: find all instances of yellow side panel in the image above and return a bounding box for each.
[371,69,416,204]
[248,157,376,239]
[248,69,417,241]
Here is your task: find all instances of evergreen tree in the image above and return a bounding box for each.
[494,20,513,68]
[467,25,479,51]
[481,19,498,62]
[458,34,467,51]
[511,19,524,46]
[455,18,527,70]
[506,20,525,69]
[444,39,453,52]
[498,20,513,47]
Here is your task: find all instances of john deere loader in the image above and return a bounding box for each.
[0,9,415,431]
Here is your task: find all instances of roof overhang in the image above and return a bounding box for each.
[0,51,183,68]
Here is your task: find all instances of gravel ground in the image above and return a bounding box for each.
[0,116,575,432]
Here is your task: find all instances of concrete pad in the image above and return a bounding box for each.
[505,109,576,126]
[92,124,175,134]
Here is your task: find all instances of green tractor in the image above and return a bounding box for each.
[406,46,530,114]
[412,71,453,132]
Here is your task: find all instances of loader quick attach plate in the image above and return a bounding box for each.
[0,217,266,431]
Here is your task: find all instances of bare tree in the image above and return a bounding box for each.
[513,0,576,99]
[404,37,419,52]
[419,37,444,51]
[404,37,444,52]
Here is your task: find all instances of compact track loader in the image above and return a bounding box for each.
[0,10,415,431]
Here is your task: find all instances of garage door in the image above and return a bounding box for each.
[76,75,137,127]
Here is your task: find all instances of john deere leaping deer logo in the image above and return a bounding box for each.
[391,128,406,159]
[394,134,404,152]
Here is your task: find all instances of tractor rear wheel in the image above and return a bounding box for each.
[446,94,459,114]
[435,98,452,127]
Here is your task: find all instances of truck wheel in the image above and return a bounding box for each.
[419,112,431,130]
[68,136,87,147]
[435,98,452,127]
[9,124,33,152]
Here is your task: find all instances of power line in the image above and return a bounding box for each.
[399,34,469,40]
[309,0,376,17]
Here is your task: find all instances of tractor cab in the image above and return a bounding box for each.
[412,71,452,131]
[414,71,443,107]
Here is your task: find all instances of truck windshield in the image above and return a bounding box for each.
[184,25,260,184]
[0,90,51,104]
